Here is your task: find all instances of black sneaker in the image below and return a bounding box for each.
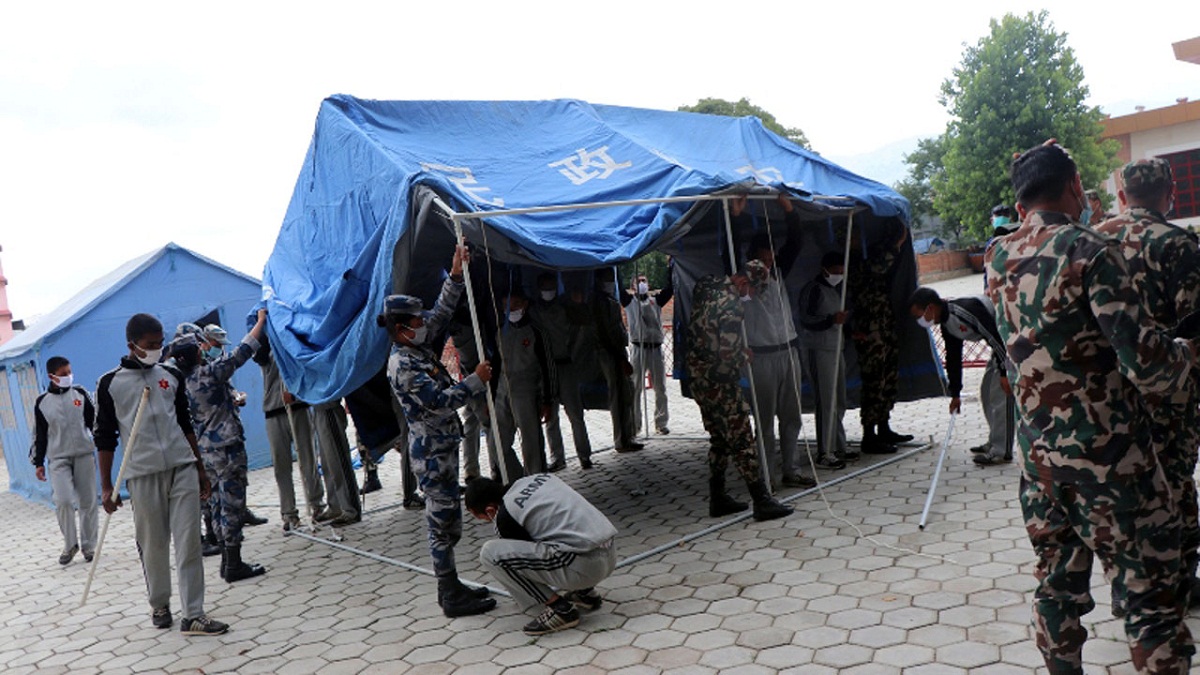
[973,454,1011,466]
[580,458,594,470]
[180,615,229,636]
[59,545,79,566]
[522,603,580,635]
[152,607,173,629]
[243,510,268,527]
[782,474,817,488]
[968,444,989,454]
[565,588,603,612]
[82,550,94,563]
[313,507,342,523]
[815,456,847,470]
[546,460,566,473]
[282,515,303,533]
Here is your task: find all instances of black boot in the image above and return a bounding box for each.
[243,508,268,526]
[360,468,382,495]
[437,576,497,618]
[708,472,748,518]
[878,419,914,444]
[861,425,898,455]
[218,545,227,580]
[435,577,491,607]
[224,545,267,583]
[202,512,221,557]
[747,480,792,522]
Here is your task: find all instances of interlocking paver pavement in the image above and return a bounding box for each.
[3,272,1200,673]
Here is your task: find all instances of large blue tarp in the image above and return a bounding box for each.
[262,96,912,404]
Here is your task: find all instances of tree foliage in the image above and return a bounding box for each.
[678,97,811,149]
[905,11,1118,241]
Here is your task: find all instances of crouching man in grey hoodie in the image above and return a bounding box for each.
[466,475,617,635]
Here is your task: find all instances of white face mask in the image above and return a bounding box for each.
[540,290,556,302]
[406,324,428,346]
[508,309,525,323]
[637,282,649,295]
[53,374,73,388]
[916,315,935,330]
[136,348,162,365]
[824,273,844,287]
[739,294,752,303]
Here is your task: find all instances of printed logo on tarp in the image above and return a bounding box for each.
[736,164,785,185]
[421,163,504,206]
[549,147,632,186]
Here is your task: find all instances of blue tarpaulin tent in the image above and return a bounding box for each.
[262,96,939,407]
[1,244,269,504]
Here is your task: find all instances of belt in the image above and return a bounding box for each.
[750,338,799,355]
[632,341,662,348]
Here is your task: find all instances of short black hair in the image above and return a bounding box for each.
[820,251,844,269]
[748,233,774,259]
[1123,176,1172,203]
[464,477,507,513]
[126,313,163,344]
[1011,144,1077,207]
[46,356,70,375]
[908,287,942,310]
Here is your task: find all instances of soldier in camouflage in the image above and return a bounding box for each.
[178,310,268,583]
[986,142,1196,674]
[382,243,496,618]
[1097,158,1200,612]
[686,261,791,522]
[847,222,912,454]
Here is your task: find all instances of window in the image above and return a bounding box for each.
[1158,148,1200,219]
[15,362,40,433]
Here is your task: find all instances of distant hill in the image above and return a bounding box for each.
[826,135,924,188]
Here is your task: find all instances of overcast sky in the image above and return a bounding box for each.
[2,1,1197,320]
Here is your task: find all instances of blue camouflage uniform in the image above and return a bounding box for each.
[388,276,486,581]
[184,334,259,547]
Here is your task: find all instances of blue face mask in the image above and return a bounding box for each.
[204,345,223,361]
[1078,191,1092,225]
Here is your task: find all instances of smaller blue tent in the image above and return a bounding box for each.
[0,243,269,505]
[262,96,940,407]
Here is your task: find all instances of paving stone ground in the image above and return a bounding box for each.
[3,272,1198,674]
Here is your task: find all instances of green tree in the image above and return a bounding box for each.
[917,11,1118,240]
[894,135,965,237]
[678,97,811,149]
[618,251,670,293]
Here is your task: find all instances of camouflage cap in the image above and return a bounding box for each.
[382,294,424,316]
[175,321,203,337]
[1122,158,1173,193]
[743,259,770,294]
[202,323,230,345]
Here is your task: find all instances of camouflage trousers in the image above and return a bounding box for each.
[852,334,898,426]
[692,378,760,484]
[1157,405,1200,584]
[411,436,463,580]
[201,441,248,547]
[1020,472,1192,674]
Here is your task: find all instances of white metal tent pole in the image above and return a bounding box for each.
[81,386,150,608]
[445,193,861,221]
[451,220,510,486]
[829,212,855,461]
[720,198,771,483]
[919,412,957,530]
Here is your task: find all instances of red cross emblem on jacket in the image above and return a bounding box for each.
[159,379,170,390]
[74,399,82,407]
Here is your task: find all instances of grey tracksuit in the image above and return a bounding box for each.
[623,283,672,435]
[479,474,618,610]
[95,358,205,618]
[798,275,848,461]
[32,384,98,555]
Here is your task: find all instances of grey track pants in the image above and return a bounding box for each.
[128,463,205,619]
[480,539,616,611]
[49,452,98,554]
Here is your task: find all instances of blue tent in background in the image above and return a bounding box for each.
[263,96,939,407]
[0,243,269,504]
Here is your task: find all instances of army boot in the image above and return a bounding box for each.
[438,576,496,618]
[223,545,267,583]
[708,472,748,518]
[202,512,221,557]
[747,480,793,522]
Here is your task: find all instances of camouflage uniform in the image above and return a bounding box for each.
[686,274,759,483]
[184,335,259,547]
[848,241,899,426]
[1096,159,1200,605]
[388,277,486,581]
[986,209,1195,674]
